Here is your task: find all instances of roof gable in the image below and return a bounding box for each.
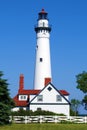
[30,83,70,104]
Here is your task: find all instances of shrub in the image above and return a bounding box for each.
[11,109,65,116]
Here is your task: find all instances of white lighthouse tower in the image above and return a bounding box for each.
[34,9,52,90]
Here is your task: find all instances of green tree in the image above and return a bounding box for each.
[76,71,87,110]
[0,71,14,125]
[82,95,87,110]
[71,99,81,116]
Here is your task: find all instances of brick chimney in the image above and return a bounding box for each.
[44,78,51,86]
[19,74,24,91]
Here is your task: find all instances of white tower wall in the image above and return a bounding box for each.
[34,9,52,90]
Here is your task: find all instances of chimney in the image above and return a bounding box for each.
[19,74,24,91]
[44,77,51,86]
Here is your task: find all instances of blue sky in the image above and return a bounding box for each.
[0,0,87,114]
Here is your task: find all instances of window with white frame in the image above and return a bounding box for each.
[19,95,27,100]
[37,95,43,101]
[56,95,62,102]
[20,95,23,99]
[24,95,26,99]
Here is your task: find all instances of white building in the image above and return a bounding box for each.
[30,83,70,116]
[13,9,70,116]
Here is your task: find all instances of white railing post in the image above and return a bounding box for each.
[54,116,57,123]
[39,116,43,123]
[25,116,27,124]
[84,116,86,123]
[9,116,12,123]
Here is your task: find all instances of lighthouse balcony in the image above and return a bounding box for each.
[34,26,51,32]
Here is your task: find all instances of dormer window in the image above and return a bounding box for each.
[19,95,27,101]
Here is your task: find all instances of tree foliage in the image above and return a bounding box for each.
[71,99,81,116]
[0,71,14,125]
[76,71,87,93]
[82,95,87,110]
[76,71,87,110]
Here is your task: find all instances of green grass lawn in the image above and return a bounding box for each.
[0,124,87,130]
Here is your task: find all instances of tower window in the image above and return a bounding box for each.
[36,45,38,49]
[40,58,43,62]
[43,22,45,27]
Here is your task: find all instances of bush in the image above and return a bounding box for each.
[11,109,65,116]
[70,108,78,116]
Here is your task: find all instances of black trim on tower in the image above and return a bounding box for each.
[38,9,48,20]
[35,27,51,33]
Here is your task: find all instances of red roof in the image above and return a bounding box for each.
[13,95,28,106]
[59,90,69,95]
[40,9,47,14]
[13,90,40,107]
[18,89,40,95]
[18,89,69,95]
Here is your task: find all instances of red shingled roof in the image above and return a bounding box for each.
[13,95,28,107]
[13,90,40,107]
[13,95,28,106]
[18,89,69,95]
[59,90,69,95]
[18,89,40,95]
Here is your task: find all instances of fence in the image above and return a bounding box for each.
[10,116,87,124]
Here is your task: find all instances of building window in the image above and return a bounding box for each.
[20,95,23,99]
[37,108,42,111]
[47,86,52,91]
[37,95,43,101]
[24,96,26,99]
[19,95,27,100]
[56,95,62,102]
[40,58,43,62]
